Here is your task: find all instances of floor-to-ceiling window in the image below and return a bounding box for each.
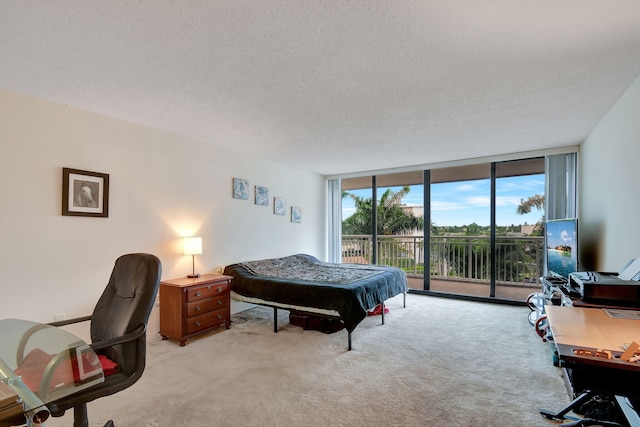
[341,177,374,264]
[332,152,574,304]
[341,172,424,270]
[375,174,425,275]
[494,159,545,301]
[428,164,492,297]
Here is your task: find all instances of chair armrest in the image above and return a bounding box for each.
[89,324,147,352]
[16,316,93,366]
[48,315,92,328]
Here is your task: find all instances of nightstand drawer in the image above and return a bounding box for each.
[160,274,232,346]
[186,296,228,318]
[187,307,227,334]
[186,282,229,302]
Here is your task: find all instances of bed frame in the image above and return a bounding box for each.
[231,290,407,351]
[225,254,409,351]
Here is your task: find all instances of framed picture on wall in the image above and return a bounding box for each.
[274,197,286,215]
[232,178,249,200]
[291,206,302,223]
[62,167,109,217]
[255,185,269,206]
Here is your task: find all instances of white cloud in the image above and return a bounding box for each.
[456,183,478,192]
[467,196,489,207]
[497,177,545,192]
[560,230,573,242]
[465,195,531,208]
[496,196,525,207]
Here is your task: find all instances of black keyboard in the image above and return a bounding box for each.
[559,284,581,298]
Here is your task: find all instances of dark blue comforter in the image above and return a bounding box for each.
[223,254,408,332]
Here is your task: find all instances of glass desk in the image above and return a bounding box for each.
[0,319,104,425]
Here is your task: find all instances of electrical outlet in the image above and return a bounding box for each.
[54,313,65,322]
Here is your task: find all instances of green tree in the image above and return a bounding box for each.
[516,194,544,215]
[515,194,545,281]
[465,223,482,236]
[342,186,424,235]
[517,194,545,236]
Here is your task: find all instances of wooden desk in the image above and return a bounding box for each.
[541,306,640,425]
[546,305,640,352]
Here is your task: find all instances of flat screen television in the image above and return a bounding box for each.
[545,218,578,279]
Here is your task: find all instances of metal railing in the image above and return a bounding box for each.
[342,234,543,287]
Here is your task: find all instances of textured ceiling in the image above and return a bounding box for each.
[2,1,640,176]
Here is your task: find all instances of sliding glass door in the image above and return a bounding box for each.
[334,153,571,303]
[429,164,491,297]
[341,172,425,290]
[494,159,545,301]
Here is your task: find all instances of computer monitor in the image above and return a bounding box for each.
[545,218,578,279]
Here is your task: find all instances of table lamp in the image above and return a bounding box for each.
[183,237,202,278]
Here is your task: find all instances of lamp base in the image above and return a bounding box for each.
[187,274,201,278]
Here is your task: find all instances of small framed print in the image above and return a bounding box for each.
[62,168,109,217]
[232,178,249,200]
[255,185,269,206]
[69,344,103,385]
[291,206,302,223]
[274,197,286,215]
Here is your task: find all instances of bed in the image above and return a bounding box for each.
[223,253,408,350]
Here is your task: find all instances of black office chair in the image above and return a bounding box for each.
[16,253,162,427]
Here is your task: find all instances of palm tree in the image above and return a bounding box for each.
[514,194,546,281]
[342,187,425,270]
[517,194,545,236]
[342,186,424,235]
[516,194,544,215]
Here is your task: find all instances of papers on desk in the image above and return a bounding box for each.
[618,256,640,281]
[603,308,640,320]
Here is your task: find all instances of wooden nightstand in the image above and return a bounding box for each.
[159,274,232,346]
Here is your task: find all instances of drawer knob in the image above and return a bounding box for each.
[195,291,201,297]
[195,305,201,311]
[217,314,222,319]
[217,300,222,305]
[195,321,201,327]
[217,287,223,292]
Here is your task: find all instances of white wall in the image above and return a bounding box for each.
[0,89,326,335]
[580,74,640,271]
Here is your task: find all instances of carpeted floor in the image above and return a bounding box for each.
[44,294,568,426]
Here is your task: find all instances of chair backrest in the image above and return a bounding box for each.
[90,253,161,375]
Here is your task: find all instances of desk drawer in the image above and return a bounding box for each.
[186,296,228,318]
[187,308,227,334]
[186,282,228,302]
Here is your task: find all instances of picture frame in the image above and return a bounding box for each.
[291,206,302,223]
[232,178,249,200]
[62,167,109,217]
[69,343,103,385]
[274,197,286,215]
[255,185,269,206]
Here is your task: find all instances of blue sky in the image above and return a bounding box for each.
[342,174,545,227]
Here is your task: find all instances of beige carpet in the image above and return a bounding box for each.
[44,294,568,427]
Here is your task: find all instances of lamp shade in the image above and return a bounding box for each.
[183,237,202,255]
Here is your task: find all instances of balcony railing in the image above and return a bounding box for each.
[342,234,543,287]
